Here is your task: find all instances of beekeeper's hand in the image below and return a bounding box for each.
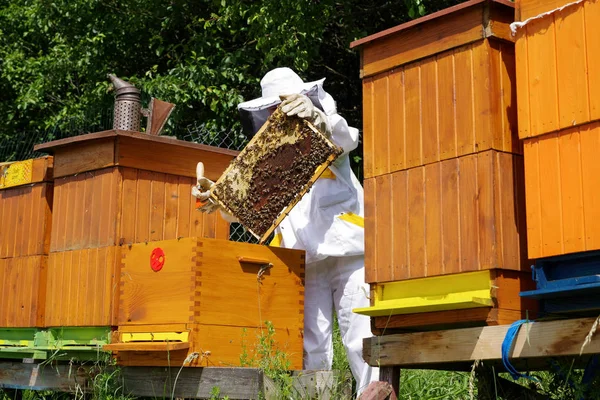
[192,162,219,213]
[280,94,332,137]
[192,162,239,223]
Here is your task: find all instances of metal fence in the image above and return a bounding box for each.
[0,108,265,243]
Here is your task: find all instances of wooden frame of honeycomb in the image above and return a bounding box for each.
[210,107,342,243]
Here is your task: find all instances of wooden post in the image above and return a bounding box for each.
[380,366,400,399]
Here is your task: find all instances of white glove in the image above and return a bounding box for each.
[192,162,239,223]
[191,162,219,214]
[280,94,331,137]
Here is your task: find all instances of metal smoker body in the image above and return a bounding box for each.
[108,74,175,135]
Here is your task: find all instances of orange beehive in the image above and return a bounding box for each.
[514,0,600,260]
[364,150,527,283]
[515,0,600,140]
[352,0,528,281]
[105,237,305,370]
[0,157,53,328]
[351,0,536,330]
[354,0,521,179]
[34,131,237,327]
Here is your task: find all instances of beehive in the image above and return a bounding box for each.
[34,131,237,327]
[105,237,305,370]
[211,108,342,242]
[515,0,600,140]
[351,0,535,329]
[514,0,600,259]
[0,157,53,328]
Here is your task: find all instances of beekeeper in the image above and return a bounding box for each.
[192,67,379,394]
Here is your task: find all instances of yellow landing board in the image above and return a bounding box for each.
[0,159,33,189]
[354,270,494,317]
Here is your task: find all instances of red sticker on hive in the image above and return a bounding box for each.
[150,248,165,272]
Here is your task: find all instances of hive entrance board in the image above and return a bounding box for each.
[210,107,342,243]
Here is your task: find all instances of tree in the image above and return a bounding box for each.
[0,0,461,147]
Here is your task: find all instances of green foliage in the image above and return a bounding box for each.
[240,321,295,397]
[0,0,461,143]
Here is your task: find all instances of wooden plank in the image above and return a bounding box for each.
[178,176,193,238]
[526,16,560,138]
[459,154,479,271]
[420,60,439,165]
[2,187,19,258]
[364,317,600,368]
[375,175,393,282]
[0,362,95,392]
[149,172,166,242]
[119,167,138,245]
[104,342,190,352]
[51,138,115,178]
[135,170,152,244]
[391,172,408,281]
[373,74,390,176]
[437,52,456,161]
[580,122,600,251]
[555,4,589,129]
[404,64,422,169]
[441,159,460,274]
[364,178,377,283]
[558,130,585,254]
[362,78,375,178]
[360,4,484,78]
[121,366,265,399]
[117,136,235,181]
[515,28,531,139]
[472,41,493,153]
[585,0,600,120]
[388,69,405,171]
[407,168,425,278]
[497,153,520,269]
[454,46,475,157]
[523,139,542,259]
[538,133,563,256]
[477,152,496,269]
[499,43,520,154]
[517,0,581,21]
[163,174,179,240]
[424,163,442,277]
[45,247,117,327]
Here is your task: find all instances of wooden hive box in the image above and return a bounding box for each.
[515,0,600,140]
[0,157,53,328]
[33,131,238,327]
[351,0,520,179]
[514,0,600,260]
[105,237,305,370]
[351,0,536,330]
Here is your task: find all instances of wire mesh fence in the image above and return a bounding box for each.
[0,107,263,242]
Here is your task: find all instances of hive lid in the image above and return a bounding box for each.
[33,130,238,180]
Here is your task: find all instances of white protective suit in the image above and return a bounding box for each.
[198,67,379,395]
[239,68,379,395]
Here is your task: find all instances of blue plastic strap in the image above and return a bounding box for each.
[501,319,540,382]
